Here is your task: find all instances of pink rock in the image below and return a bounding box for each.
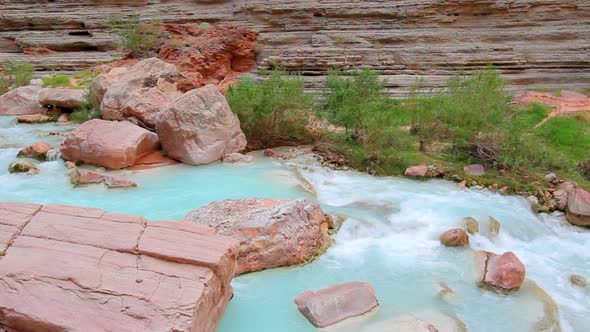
[38,88,85,109]
[16,113,52,123]
[17,141,53,161]
[156,85,247,165]
[404,165,428,177]
[0,203,238,332]
[566,187,590,227]
[57,113,70,123]
[440,229,469,247]
[552,189,568,210]
[0,85,45,115]
[68,168,137,189]
[294,282,379,328]
[475,251,526,294]
[560,90,587,99]
[464,164,485,176]
[263,149,285,159]
[60,119,160,169]
[64,161,76,169]
[185,198,332,274]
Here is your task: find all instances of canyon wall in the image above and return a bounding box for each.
[1,0,589,96]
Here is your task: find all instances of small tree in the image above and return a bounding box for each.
[0,61,33,94]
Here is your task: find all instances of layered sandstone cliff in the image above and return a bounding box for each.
[0,1,589,96]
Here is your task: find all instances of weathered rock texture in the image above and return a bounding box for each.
[294,282,379,328]
[475,251,526,294]
[38,87,85,109]
[1,1,588,96]
[0,85,44,115]
[156,85,247,165]
[0,202,238,332]
[68,167,137,189]
[565,187,590,227]
[60,119,160,169]
[17,141,53,161]
[185,198,332,274]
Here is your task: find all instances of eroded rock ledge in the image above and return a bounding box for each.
[0,202,239,332]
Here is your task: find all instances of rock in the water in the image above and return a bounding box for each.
[16,113,52,123]
[60,119,160,169]
[38,87,85,109]
[17,142,53,161]
[263,149,285,159]
[185,198,332,274]
[463,164,485,176]
[68,168,137,189]
[440,229,469,247]
[222,153,254,165]
[475,251,526,294]
[0,85,44,115]
[8,160,39,174]
[569,274,587,288]
[565,187,590,227]
[0,203,239,332]
[464,217,479,234]
[553,189,568,211]
[362,315,440,332]
[489,216,501,238]
[404,165,428,177]
[294,282,378,328]
[156,85,247,165]
[99,58,185,128]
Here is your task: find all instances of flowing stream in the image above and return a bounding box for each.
[1,116,588,332]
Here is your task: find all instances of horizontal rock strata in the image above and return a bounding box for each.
[0,202,239,332]
[0,1,589,96]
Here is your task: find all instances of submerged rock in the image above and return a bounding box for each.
[263,148,285,159]
[489,216,501,238]
[156,85,247,165]
[185,198,332,274]
[60,119,160,169]
[222,153,254,165]
[475,251,526,294]
[570,274,587,288]
[463,217,479,234]
[565,187,590,227]
[0,85,44,115]
[17,142,54,161]
[8,160,39,174]
[38,87,85,109]
[0,203,239,332]
[440,229,469,247]
[16,113,52,123]
[68,168,137,189]
[463,164,485,176]
[294,282,378,328]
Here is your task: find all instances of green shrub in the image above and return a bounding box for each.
[42,74,73,88]
[109,15,160,57]
[0,61,33,94]
[227,69,315,148]
[70,87,102,123]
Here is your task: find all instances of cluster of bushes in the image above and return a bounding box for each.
[0,61,33,94]
[109,14,161,57]
[227,67,589,184]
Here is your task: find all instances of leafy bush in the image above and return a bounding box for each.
[0,61,33,94]
[227,69,315,148]
[42,74,73,88]
[70,87,102,123]
[109,15,160,57]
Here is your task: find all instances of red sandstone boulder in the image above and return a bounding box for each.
[464,164,485,176]
[440,229,469,247]
[16,113,52,123]
[405,165,429,177]
[0,85,45,115]
[156,85,247,165]
[99,58,185,128]
[475,251,526,294]
[17,142,54,161]
[38,87,85,109]
[160,23,258,92]
[565,187,590,227]
[294,282,379,328]
[185,198,332,274]
[60,119,160,169]
[0,203,239,332]
[68,168,137,189]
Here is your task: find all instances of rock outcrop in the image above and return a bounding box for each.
[60,119,160,169]
[185,198,332,274]
[404,165,428,177]
[68,168,137,189]
[0,202,239,332]
[475,251,526,294]
[294,282,379,328]
[38,87,85,109]
[2,2,588,96]
[0,85,44,115]
[17,142,54,161]
[156,85,247,166]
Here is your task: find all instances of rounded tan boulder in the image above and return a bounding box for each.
[156,85,247,165]
[60,119,160,169]
[440,229,469,247]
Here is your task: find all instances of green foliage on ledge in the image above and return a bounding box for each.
[0,61,33,94]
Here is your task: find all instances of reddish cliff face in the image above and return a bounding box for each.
[0,1,589,95]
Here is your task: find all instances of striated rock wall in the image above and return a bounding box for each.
[1,0,589,96]
[0,202,239,332]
